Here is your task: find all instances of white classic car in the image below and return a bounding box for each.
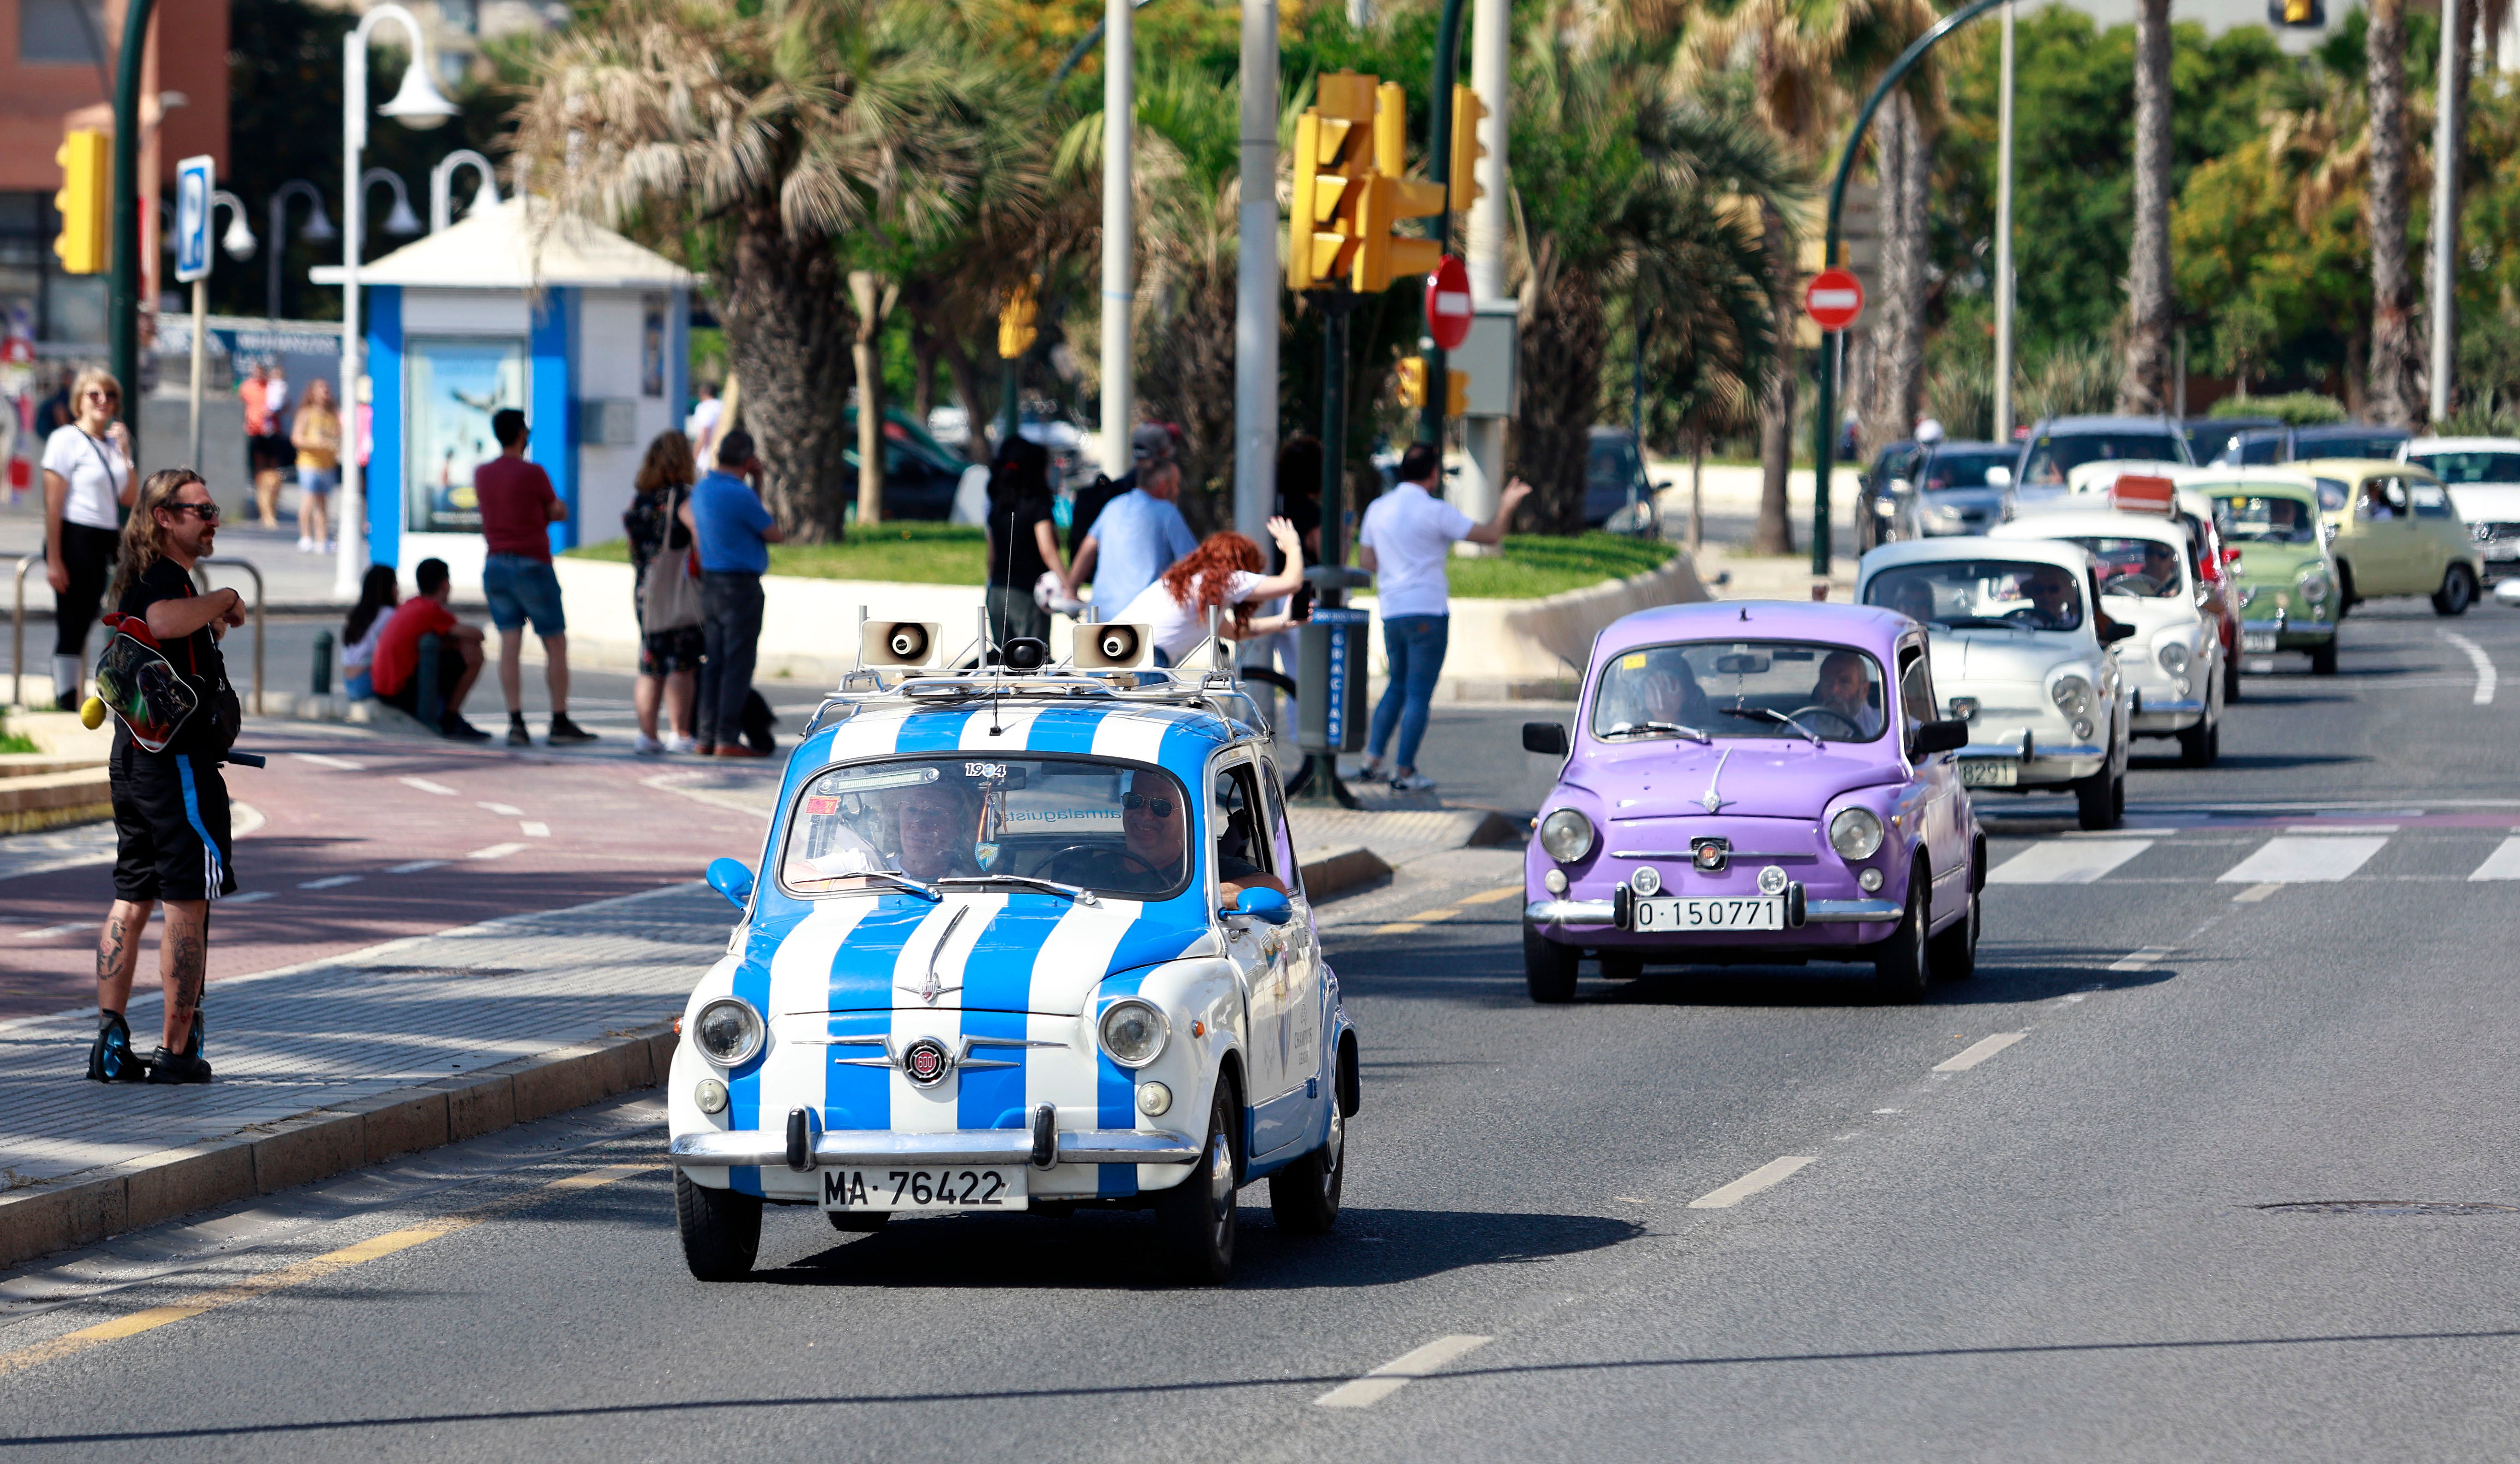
[1991,508,2228,767]
[2402,436,2520,586]
[1858,536,2135,830]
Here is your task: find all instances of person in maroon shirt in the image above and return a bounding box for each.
[475,408,596,747]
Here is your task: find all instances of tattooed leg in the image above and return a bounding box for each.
[95,899,155,1017]
[159,900,210,1052]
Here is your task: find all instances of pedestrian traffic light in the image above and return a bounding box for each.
[997,281,1038,360]
[1287,71,1381,293]
[1395,357,1470,414]
[1449,85,1488,213]
[53,129,107,276]
[2267,0,2324,23]
[1353,81,1446,294]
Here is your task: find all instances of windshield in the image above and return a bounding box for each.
[2061,535,2186,598]
[2019,432,2186,486]
[1865,558,2088,633]
[2212,493,2319,544]
[1591,640,1887,743]
[2297,432,2407,462]
[780,755,1194,900]
[2409,451,2520,484]
[1921,449,2012,490]
[2313,477,2350,512]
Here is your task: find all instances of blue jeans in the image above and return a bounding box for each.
[1367,614,1448,769]
[698,570,764,746]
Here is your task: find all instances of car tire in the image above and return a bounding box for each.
[2433,563,2477,616]
[2336,563,2357,616]
[1154,1090,1240,1284]
[1873,872,1932,1001]
[1269,1098,1345,1236]
[674,1170,762,1282]
[2224,645,2242,702]
[2075,770,2120,831]
[2178,717,2218,768]
[1524,928,1580,1003]
[1599,951,1645,981]
[2310,640,2339,675]
[828,1210,891,1233]
[1927,883,1978,982]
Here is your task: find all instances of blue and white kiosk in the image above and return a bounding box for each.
[343,198,695,580]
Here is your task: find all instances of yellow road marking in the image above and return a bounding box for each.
[0,1162,655,1380]
[1459,885,1524,906]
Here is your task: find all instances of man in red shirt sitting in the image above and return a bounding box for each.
[370,557,490,741]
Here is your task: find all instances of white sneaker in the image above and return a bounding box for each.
[1389,772,1437,792]
[296,536,314,552]
[664,734,699,754]
[634,734,666,756]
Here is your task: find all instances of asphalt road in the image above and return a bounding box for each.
[5,596,2520,1459]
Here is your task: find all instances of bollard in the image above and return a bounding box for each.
[415,633,443,728]
[311,629,334,697]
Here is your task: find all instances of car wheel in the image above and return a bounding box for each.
[828,1210,891,1234]
[674,1170,762,1282]
[1927,883,1978,982]
[2178,717,2217,768]
[2433,563,2477,616]
[2336,563,2358,616]
[2224,645,2242,703]
[1154,1090,1239,1284]
[2113,773,2127,820]
[1599,951,1645,981]
[2075,770,2120,831]
[1269,1098,1345,1236]
[2310,640,2339,675]
[1524,928,1580,1003]
[1873,872,1931,1001]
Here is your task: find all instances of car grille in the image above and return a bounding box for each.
[2471,521,2520,545]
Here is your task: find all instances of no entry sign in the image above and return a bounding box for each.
[1803,267,1864,331]
[1425,255,1472,352]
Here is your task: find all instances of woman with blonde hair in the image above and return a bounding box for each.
[40,366,135,709]
[290,377,342,553]
[1111,519,1308,667]
[623,430,703,753]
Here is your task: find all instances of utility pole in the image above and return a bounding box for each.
[1459,0,1510,534]
[106,0,157,450]
[1101,0,1134,479]
[2429,0,2461,425]
[1231,0,1278,544]
[1993,0,2016,441]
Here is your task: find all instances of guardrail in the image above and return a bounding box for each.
[7,552,265,715]
[192,557,266,716]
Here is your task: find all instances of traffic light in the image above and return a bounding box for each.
[1353,81,1446,293]
[53,130,107,276]
[2268,0,2324,24]
[997,281,1038,360]
[1287,71,1380,293]
[1395,357,1469,414]
[1444,368,1468,416]
[1449,84,1488,213]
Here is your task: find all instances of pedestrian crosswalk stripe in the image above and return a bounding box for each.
[2467,837,2520,881]
[2215,836,2388,884]
[1988,839,2155,885]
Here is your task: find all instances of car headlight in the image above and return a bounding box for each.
[691,998,764,1067]
[1539,808,1596,863]
[2299,569,2331,603]
[1873,496,1898,517]
[1829,807,1885,861]
[1097,999,1170,1069]
[2073,717,2096,740]
[2156,641,2190,678]
[2051,674,2095,720]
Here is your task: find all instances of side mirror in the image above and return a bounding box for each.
[1910,718,1970,759]
[1523,721,1570,756]
[707,857,756,911]
[1228,885,1293,925]
[2100,620,2139,645]
[1985,465,2012,488]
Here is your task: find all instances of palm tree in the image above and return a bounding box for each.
[2367,0,2420,424]
[2120,0,2172,414]
[511,0,1011,538]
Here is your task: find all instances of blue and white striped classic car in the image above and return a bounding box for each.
[668,625,1356,1284]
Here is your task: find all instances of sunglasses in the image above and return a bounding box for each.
[166,501,221,522]
[1122,793,1176,817]
[85,389,119,402]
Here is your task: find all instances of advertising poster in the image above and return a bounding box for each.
[407,336,526,532]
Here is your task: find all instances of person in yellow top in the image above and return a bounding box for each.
[290,377,342,554]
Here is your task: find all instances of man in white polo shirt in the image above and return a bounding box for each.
[1354,442,1529,791]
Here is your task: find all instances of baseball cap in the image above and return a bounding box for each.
[1130,423,1174,463]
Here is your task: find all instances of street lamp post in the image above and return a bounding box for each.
[362,167,427,238]
[266,180,335,321]
[192,188,255,471]
[1100,0,1133,480]
[337,4,460,600]
[429,149,500,232]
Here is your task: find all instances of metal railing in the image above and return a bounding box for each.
[191,557,266,716]
[5,552,264,715]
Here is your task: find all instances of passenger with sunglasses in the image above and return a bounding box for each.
[1106,771,1285,903]
[40,366,135,710]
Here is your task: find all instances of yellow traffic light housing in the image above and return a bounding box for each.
[1445,368,1469,417]
[2267,0,2323,23]
[1353,81,1447,294]
[53,129,107,276]
[1396,356,1428,408]
[1288,72,1381,293]
[1449,85,1488,213]
[997,281,1038,360]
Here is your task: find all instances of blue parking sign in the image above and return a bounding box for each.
[173,156,214,284]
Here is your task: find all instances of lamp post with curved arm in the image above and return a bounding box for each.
[190,188,255,471]
[430,149,500,232]
[266,180,335,322]
[337,3,460,600]
[362,167,427,238]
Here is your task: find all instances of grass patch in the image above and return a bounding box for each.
[0,709,37,755]
[569,522,988,585]
[1446,533,1677,599]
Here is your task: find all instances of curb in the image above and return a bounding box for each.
[1299,844,1394,899]
[0,1020,677,1272]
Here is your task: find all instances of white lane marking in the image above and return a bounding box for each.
[2284,824,2399,834]
[2231,883,2283,903]
[1934,1033,2028,1072]
[398,777,458,796]
[519,821,550,838]
[296,875,362,890]
[2469,838,2520,881]
[1688,1156,1817,1210]
[292,752,362,771]
[225,890,274,904]
[2110,947,2174,972]
[1314,1335,1495,1409]
[1987,839,2155,885]
[464,843,527,860]
[2442,630,2496,705]
[476,802,523,816]
[2217,836,2388,884]
[384,860,447,875]
[15,923,90,940]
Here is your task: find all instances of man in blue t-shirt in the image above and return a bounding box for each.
[1062,456,1197,622]
[679,430,784,756]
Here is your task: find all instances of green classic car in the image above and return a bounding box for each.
[2297,458,2485,616]
[2195,474,2340,675]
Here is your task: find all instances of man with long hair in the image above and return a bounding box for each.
[88,470,245,1085]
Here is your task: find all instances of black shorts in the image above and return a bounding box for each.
[111,744,237,902]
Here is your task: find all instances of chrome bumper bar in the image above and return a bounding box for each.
[1525,899,1617,924]
[1801,898,1902,923]
[2241,616,2333,642]
[668,1127,1201,1171]
[1525,889,1894,929]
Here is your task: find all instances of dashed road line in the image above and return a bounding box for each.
[1314,1334,1495,1409]
[520,821,550,838]
[2231,882,2282,903]
[477,802,522,816]
[1458,884,1525,905]
[2216,836,2388,884]
[296,875,362,891]
[385,860,447,875]
[1933,1033,2027,1072]
[397,777,458,796]
[464,843,527,861]
[291,753,362,771]
[224,890,273,905]
[2468,837,2520,881]
[1688,1156,1816,1209]
[14,923,90,941]
[2109,946,2175,972]
[2442,630,2497,705]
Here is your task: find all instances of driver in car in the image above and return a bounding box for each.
[893,781,984,883]
[2018,567,2084,630]
[1811,650,1883,738]
[1605,652,1711,732]
[1889,578,1938,625]
[1105,769,1285,903]
[2138,540,2182,594]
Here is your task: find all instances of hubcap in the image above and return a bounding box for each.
[1205,1132,1234,1245]
[1321,1103,1345,1198]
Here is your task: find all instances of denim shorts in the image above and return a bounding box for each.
[297,466,336,498]
[482,554,567,635]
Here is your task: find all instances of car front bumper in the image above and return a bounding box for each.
[669,1126,1202,1171]
[2240,612,2335,649]
[1955,736,2107,786]
[1524,897,1899,927]
[2131,695,2208,734]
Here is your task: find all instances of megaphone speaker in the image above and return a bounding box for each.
[861,620,941,668]
[1072,623,1147,670]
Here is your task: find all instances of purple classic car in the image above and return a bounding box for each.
[1519,601,1985,1002]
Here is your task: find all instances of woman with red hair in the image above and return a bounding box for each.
[1113,517,1308,665]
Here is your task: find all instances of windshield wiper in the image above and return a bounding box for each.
[937,873,1099,906]
[1601,720,1711,744]
[861,870,942,902]
[1720,706,1824,746]
[1933,616,2029,631]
